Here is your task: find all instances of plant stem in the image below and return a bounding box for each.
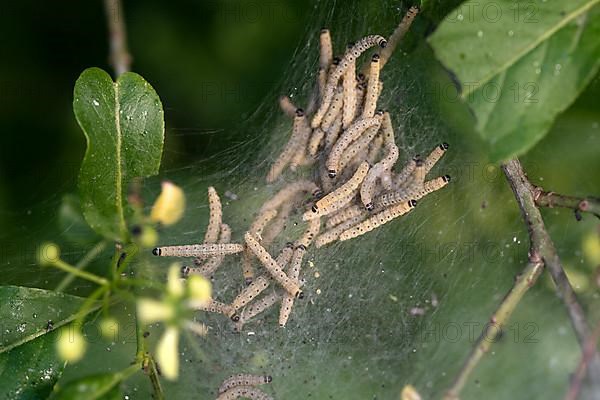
[74,285,110,326]
[444,158,600,400]
[444,259,544,399]
[502,159,593,351]
[147,357,165,400]
[104,0,131,76]
[55,240,108,292]
[52,259,109,287]
[533,189,600,220]
[565,319,600,400]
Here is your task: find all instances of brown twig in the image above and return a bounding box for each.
[104,0,132,76]
[445,158,600,400]
[533,189,600,220]
[565,319,600,400]
[443,258,544,400]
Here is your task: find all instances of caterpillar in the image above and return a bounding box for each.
[244,233,303,298]
[218,374,272,394]
[216,386,273,400]
[305,161,369,220]
[361,54,381,118]
[327,114,382,178]
[204,186,222,244]
[312,34,387,128]
[152,243,244,258]
[339,199,417,241]
[279,246,306,327]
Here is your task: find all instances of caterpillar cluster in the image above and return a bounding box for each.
[151,7,450,399]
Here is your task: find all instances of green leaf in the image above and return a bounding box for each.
[0,330,65,400]
[429,0,600,161]
[73,68,165,240]
[0,286,96,354]
[50,372,127,400]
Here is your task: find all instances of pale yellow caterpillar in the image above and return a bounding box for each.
[194,299,235,319]
[260,180,320,213]
[338,125,380,173]
[305,161,369,220]
[325,203,365,229]
[315,213,367,248]
[204,186,222,244]
[218,374,272,395]
[152,243,244,258]
[342,47,357,128]
[339,199,417,241]
[289,111,313,171]
[360,143,399,210]
[267,109,309,182]
[375,175,450,208]
[319,28,333,70]
[321,87,344,132]
[308,128,326,157]
[234,291,280,332]
[261,202,294,246]
[393,157,418,188]
[367,134,384,165]
[327,114,382,178]
[278,95,297,118]
[324,111,343,151]
[241,250,255,286]
[216,386,273,400]
[240,208,278,284]
[250,209,278,238]
[422,143,449,176]
[279,246,306,327]
[296,218,321,248]
[244,233,303,298]
[230,275,270,316]
[190,223,232,277]
[378,6,419,70]
[312,35,387,128]
[275,242,295,267]
[361,54,381,118]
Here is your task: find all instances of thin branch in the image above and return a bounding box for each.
[565,319,600,400]
[502,159,593,348]
[104,0,132,76]
[55,240,108,292]
[443,258,544,400]
[533,189,600,220]
[444,158,600,400]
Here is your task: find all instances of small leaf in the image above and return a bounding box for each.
[0,286,97,354]
[73,68,165,240]
[429,0,600,161]
[0,330,65,400]
[50,373,126,400]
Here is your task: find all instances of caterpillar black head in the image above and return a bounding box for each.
[152,248,161,256]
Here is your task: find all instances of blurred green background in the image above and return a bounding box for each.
[1,1,600,399]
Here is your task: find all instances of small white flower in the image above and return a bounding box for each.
[156,326,179,380]
[56,326,87,363]
[150,181,185,226]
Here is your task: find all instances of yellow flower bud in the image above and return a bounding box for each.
[139,226,159,248]
[401,385,422,400]
[167,264,184,298]
[583,232,600,267]
[56,326,87,363]
[99,317,120,341]
[137,298,174,325]
[187,275,212,304]
[150,181,185,226]
[37,242,60,266]
[156,326,180,380]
